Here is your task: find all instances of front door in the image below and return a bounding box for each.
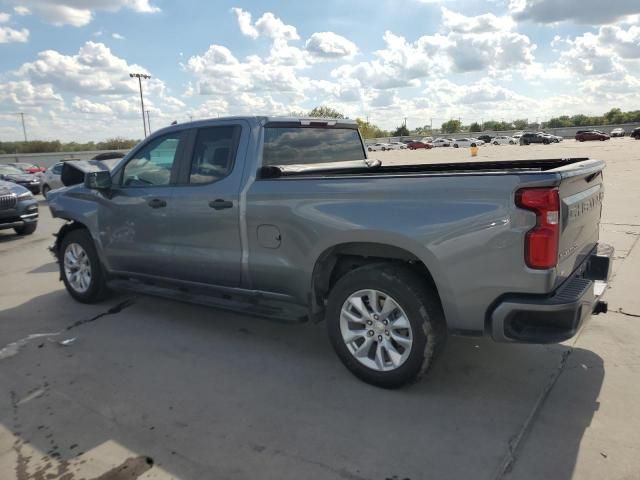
[165,123,247,287]
[98,130,187,278]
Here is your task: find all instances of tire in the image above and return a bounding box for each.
[368,147,372,152]
[326,263,446,389]
[493,141,499,145]
[14,222,37,236]
[509,141,515,145]
[381,147,386,151]
[453,144,459,148]
[41,184,50,198]
[59,228,110,303]
[471,143,477,147]
[543,139,549,145]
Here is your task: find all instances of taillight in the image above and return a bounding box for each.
[516,187,560,269]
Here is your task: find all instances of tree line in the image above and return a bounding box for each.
[0,137,140,155]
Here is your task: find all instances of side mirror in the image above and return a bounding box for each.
[84,171,112,190]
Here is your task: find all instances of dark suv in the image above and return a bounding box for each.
[0,179,39,236]
[631,127,640,140]
[519,133,550,145]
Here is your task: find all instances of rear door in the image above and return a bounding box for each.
[164,122,247,287]
[556,163,605,281]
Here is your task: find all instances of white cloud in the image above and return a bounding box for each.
[72,97,113,114]
[0,81,64,110]
[441,7,515,33]
[14,6,31,15]
[0,12,10,22]
[0,26,29,43]
[305,32,358,59]
[231,7,258,39]
[8,0,159,27]
[112,32,125,40]
[510,0,640,25]
[16,41,143,94]
[231,7,299,41]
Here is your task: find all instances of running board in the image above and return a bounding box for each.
[107,279,308,323]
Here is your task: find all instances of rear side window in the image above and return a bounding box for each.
[263,127,365,166]
[189,126,239,184]
[52,164,63,174]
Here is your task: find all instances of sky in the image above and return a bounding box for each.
[0,0,639,142]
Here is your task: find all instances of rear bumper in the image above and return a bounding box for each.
[489,244,613,343]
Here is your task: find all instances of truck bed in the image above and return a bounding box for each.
[261,157,591,178]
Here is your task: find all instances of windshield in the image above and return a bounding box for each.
[0,165,24,175]
[263,127,365,166]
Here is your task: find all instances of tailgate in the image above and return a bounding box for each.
[556,160,605,281]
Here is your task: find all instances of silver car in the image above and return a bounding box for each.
[41,162,64,197]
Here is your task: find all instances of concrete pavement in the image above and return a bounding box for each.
[1,139,639,480]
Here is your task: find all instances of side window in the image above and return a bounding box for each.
[52,164,63,175]
[189,126,238,184]
[122,133,183,187]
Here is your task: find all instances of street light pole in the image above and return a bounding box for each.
[146,110,152,133]
[129,73,151,137]
[18,112,27,142]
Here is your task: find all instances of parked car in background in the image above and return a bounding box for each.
[387,142,407,150]
[512,133,523,141]
[492,136,517,145]
[520,133,551,145]
[420,137,433,143]
[11,162,46,174]
[631,127,640,140]
[40,162,65,198]
[469,138,485,146]
[367,143,392,152]
[452,138,480,148]
[610,128,625,137]
[0,164,41,194]
[47,115,612,388]
[0,179,38,236]
[432,138,451,147]
[477,135,493,143]
[540,133,561,143]
[575,130,610,142]
[407,141,433,150]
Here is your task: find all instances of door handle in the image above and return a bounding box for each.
[148,198,167,209]
[209,199,233,210]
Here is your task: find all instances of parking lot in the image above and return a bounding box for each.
[1,138,639,480]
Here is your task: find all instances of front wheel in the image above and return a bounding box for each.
[368,147,372,152]
[326,263,446,389]
[60,229,111,303]
[15,222,37,236]
[41,185,50,198]
[453,144,459,148]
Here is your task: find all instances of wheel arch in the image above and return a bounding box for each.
[309,241,445,323]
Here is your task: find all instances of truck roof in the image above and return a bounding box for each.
[150,116,358,138]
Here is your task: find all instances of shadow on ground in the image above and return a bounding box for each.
[0,291,604,480]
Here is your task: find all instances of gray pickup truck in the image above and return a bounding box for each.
[47,116,612,388]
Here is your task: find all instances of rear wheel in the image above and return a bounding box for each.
[453,144,459,148]
[471,143,477,147]
[14,222,37,236]
[368,147,372,152]
[326,263,446,389]
[60,229,110,303]
[41,184,50,198]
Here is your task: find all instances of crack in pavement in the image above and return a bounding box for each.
[492,348,573,480]
[615,308,640,318]
[0,298,136,361]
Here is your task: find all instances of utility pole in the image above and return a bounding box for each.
[146,110,152,133]
[18,112,27,141]
[129,73,151,137]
